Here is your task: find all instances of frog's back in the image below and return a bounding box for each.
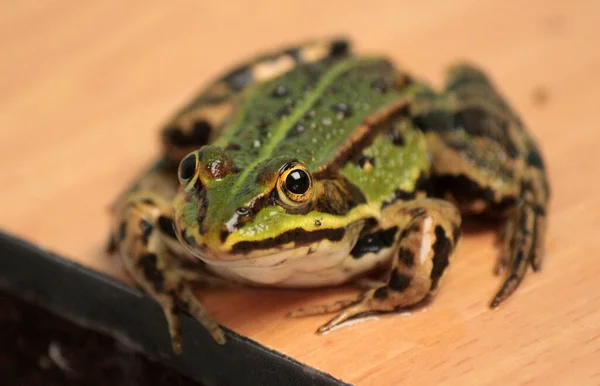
[214,55,410,174]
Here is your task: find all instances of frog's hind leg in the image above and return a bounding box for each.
[414,64,550,307]
[161,38,351,163]
[291,199,461,333]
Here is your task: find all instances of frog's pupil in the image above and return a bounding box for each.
[179,154,197,181]
[286,170,310,194]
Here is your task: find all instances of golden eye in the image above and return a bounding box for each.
[277,162,313,206]
[178,152,198,183]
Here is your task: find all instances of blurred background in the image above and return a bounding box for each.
[1,1,599,384]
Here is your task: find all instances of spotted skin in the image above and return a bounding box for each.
[411,64,549,306]
[109,38,550,350]
[160,38,351,164]
[109,189,225,353]
[290,199,460,332]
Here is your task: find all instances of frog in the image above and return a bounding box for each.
[108,38,549,353]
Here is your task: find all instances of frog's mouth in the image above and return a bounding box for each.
[176,221,367,270]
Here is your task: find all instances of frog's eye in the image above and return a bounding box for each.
[178,153,198,183]
[277,162,313,206]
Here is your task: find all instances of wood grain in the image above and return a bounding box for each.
[1,1,599,384]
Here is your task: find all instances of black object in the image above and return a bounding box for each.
[1,290,201,385]
[0,231,349,386]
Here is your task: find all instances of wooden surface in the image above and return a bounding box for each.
[1,1,599,385]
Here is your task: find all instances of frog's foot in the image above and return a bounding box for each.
[491,150,549,308]
[111,191,225,353]
[293,199,461,334]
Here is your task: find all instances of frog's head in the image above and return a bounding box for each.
[172,145,372,266]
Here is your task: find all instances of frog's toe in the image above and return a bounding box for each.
[490,202,546,308]
[494,218,515,275]
[178,285,226,345]
[316,300,374,334]
[288,298,359,318]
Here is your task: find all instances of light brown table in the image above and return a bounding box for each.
[1,1,599,384]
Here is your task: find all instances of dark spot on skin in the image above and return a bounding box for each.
[224,66,253,91]
[157,216,177,239]
[271,85,289,98]
[351,227,398,259]
[314,220,321,227]
[141,198,155,205]
[394,73,414,90]
[277,103,294,117]
[225,143,241,151]
[412,109,452,133]
[138,253,164,292]
[196,192,208,225]
[391,132,405,147]
[393,189,415,201]
[414,172,433,195]
[182,230,198,248]
[526,149,545,169]
[382,172,431,209]
[532,205,546,216]
[399,222,421,240]
[106,234,117,253]
[434,174,516,215]
[398,247,415,268]
[389,270,412,292]
[193,177,204,194]
[284,48,301,62]
[286,123,306,138]
[163,121,211,148]
[373,287,389,300]
[258,117,270,130]
[331,102,353,118]
[357,155,375,169]
[140,219,153,245]
[220,229,230,243]
[430,226,452,290]
[232,228,345,254]
[330,40,350,56]
[370,79,388,93]
[453,107,520,159]
[119,221,127,241]
[190,120,212,142]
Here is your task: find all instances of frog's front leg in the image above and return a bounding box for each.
[291,199,461,333]
[111,191,225,353]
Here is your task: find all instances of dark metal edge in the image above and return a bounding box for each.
[0,230,350,386]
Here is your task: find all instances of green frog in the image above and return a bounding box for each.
[108,38,549,353]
